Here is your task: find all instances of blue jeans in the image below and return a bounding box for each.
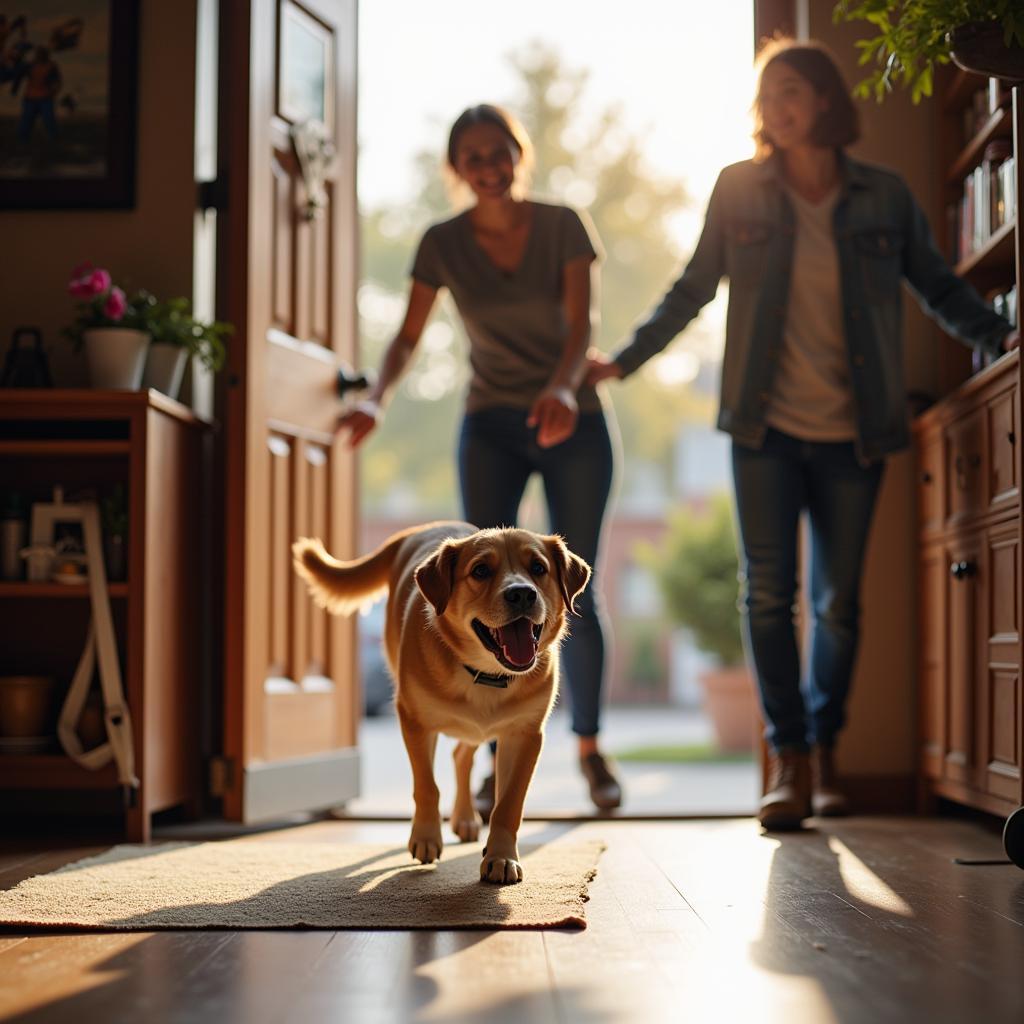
[731,429,884,752]
[459,406,616,738]
[19,98,57,142]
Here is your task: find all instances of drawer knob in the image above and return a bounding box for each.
[920,471,933,484]
[949,560,976,580]
[1009,432,1015,445]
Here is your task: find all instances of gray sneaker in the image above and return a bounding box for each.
[474,772,496,820]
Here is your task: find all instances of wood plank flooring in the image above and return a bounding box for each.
[0,817,1022,1024]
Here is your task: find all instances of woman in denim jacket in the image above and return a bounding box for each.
[588,39,1018,830]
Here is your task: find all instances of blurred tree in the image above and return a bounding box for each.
[358,42,718,518]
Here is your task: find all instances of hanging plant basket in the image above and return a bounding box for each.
[949,21,1024,82]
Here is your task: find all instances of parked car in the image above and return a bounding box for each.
[359,603,394,716]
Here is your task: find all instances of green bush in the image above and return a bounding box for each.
[638,495,744,666]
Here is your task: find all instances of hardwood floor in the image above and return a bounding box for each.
[0,817,1022,1023]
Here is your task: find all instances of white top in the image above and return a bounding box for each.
[764,185,857,442]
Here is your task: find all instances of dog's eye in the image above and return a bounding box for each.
[470,563,491,580]
[530,560,548,576]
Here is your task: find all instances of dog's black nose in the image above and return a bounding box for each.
[503,585,537,609]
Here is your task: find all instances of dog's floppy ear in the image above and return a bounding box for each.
[414,540,461,617]
[546,535,591,615]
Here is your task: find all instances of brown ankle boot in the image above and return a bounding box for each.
[759,749,811,830]
[811,745,849,817]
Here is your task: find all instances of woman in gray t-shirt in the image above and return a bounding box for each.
[339,105,623,815]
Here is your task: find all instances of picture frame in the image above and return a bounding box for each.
[277,0,334,134]
[0,0,140,210]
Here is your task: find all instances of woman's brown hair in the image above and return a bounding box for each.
[446,104,534,198]
[752,39,860,161]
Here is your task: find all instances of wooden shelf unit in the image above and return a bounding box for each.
[0,389,209,840]
[914,76,1024,822]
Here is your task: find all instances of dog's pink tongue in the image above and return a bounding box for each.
[498,619,536,667]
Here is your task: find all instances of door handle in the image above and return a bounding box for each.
[337,363,373,397]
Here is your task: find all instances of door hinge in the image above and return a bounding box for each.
[208,755,235,796]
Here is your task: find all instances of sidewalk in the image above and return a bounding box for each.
[344,705,759,818]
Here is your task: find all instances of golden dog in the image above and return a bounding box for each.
[292,522,589,884]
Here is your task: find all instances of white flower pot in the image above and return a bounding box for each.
[83,328,151,390]
[141,343,188,399]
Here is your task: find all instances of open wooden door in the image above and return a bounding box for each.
[218,0,361,822]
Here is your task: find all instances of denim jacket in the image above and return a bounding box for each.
[613,154,1013,463]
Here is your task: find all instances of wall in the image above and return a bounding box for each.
[804,4,938,781]
[0,2,198,387]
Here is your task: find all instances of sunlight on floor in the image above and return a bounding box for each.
[829,836,914,917]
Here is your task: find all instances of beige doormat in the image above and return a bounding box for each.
[0,839,604,931]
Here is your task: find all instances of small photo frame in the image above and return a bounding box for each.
[277,0,334,131]
[30,497,90,583]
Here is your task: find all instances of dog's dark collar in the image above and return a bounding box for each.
[463,664,512,688]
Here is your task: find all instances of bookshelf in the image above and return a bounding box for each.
[0,390,208,840]
[912,75,1023,823]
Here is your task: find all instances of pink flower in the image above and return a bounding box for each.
[103,287,127,321]
[67,264,112,299]
[89,268,112,295]
[68,263,94,298]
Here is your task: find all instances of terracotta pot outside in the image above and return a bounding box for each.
[949,21,1024,81]
[699,664,759,753]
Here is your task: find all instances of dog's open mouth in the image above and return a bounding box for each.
[471,617,543,671]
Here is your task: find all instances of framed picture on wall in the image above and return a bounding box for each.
[0,0,139,209]
[277,0,334,133]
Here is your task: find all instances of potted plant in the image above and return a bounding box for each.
[639,496,759,752]
[834,1,1024,102]
[100,483,129,582]
[142,297,231,399]
[65,263,157,389]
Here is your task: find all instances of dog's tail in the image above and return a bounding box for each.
[292,534,403,616]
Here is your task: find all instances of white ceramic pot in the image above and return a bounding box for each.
[141,343,188,399]
[83,328,150,390]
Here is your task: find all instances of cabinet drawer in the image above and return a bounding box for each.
[945,410,986,526]
[987,386,1018,511]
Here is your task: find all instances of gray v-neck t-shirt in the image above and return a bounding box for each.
[410,201,603,414]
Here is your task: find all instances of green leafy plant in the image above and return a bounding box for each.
[151,297,232,372]
[637,495,745,666]
[834,1,1024,102]
[101,483,129,538]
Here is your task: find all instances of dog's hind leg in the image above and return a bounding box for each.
[450,742,482,842]
[481,730,544,884]
[399,714,443,864]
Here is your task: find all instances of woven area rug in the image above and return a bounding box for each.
[0,839,604,931]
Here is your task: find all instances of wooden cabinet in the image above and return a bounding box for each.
[915,354,1023,818]
[0,390,208,840]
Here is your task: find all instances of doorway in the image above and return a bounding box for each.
[351,0,760,816]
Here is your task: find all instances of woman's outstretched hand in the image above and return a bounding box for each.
[585,350,624,386]
[527,387,578,448]
[337,398,382,448]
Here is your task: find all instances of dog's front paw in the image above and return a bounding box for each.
[408,824,443,864]
[450,808,482,843]
[480,852,523,884]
